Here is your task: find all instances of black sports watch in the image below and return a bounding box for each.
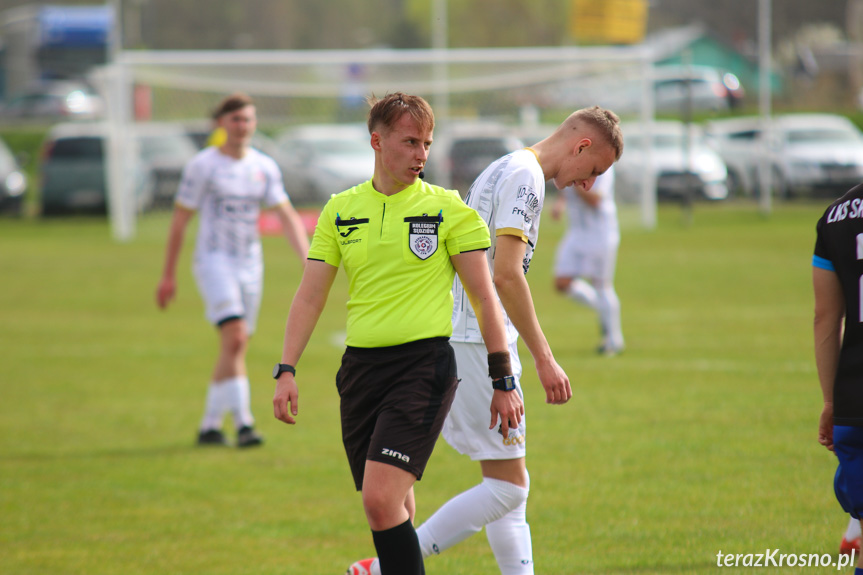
[491,375,516,391]
[273,363,296,379]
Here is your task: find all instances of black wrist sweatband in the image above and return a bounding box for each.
[488,351,512,380]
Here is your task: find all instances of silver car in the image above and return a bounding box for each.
[616,120,729,203]
[549,65,744,117]
[0,80,104,122]
[706,114,863,199]
[135,123,198,209]
[273,124,375,205]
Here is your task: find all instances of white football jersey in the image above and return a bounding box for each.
[451,148,545,345]
[176,147,289,266]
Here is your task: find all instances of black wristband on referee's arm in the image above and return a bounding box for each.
[487,351,512,380]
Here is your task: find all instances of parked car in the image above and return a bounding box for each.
[615,120,729,202]
[273,123,375,204]
[424,123,524,196]
[706,114,863,199]
[0,136,28,215]
[136,123,198,208]
[652,65,744,113]
[704,116,763,196]
[41,123,109,215]
[549,64,744,117]
[39,122,194,215]
[0,80,104,122]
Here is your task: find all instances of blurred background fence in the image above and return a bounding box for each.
[98,45,656,239]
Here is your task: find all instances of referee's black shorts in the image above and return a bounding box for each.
[336,336,459,491]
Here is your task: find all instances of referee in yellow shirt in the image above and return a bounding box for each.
[273,93,522,575]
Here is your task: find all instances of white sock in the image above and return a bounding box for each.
[567,278,598,309]
[486,501,534,575]
[416,476,529,558]
[199,381,228,431]
[847,517,862,540]
[595,285,624,349]
[222,376,255,429]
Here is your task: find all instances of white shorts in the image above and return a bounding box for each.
[553,232,618,282]
[193,257,263,334]
[442,340,526,461]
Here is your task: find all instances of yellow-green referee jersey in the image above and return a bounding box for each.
[308,178,490,348]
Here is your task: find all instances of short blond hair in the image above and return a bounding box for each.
[566,106,624,160]
[366,92,435,135]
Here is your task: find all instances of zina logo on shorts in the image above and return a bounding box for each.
[381,448,411,463]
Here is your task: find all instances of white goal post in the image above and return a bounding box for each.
[96,45,657,241]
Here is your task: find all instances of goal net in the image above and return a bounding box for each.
[94,45,656,240]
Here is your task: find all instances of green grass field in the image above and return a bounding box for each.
[0,201,851,574]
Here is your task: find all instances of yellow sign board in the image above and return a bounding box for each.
[571,0,648,45]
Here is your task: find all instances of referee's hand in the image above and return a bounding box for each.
[273,375,299,425]
[490,389,524,439]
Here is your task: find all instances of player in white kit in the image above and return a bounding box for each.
[156,93,309,448]
[415,107,621,575]
[551,166,624,355]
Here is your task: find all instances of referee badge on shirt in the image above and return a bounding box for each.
[405,215,441,260]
